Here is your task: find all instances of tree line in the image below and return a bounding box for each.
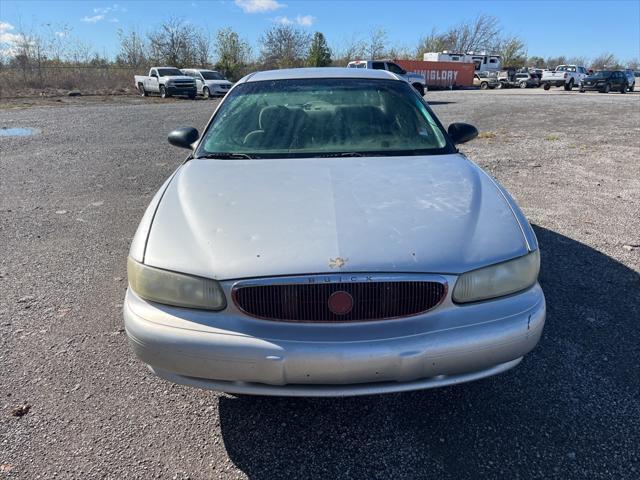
[3,15,638,82]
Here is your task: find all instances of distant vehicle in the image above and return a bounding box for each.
[423,51,502,72]
[134,67,197,99]
[181,69,233,98]
[473,71,499,89]
[623,70,636,92]
[347,60,427,95]
[495,70,538,89]
[541,65,588,91]
[526,70,543,86]
[514,72,540,88]
[579,70,630,93]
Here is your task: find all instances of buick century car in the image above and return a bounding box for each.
[124,68,545,397]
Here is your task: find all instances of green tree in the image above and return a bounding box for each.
[214,27,251,80]
[306,32,332,67]
[496,36,527,67]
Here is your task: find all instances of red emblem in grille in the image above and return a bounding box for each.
[327,291,353,315]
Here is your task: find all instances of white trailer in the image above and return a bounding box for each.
[423,51,502,73]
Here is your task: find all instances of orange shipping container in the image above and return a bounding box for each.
[394,60,475,88]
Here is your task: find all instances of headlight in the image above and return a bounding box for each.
[127,257,226,310]
[452,250,540,303]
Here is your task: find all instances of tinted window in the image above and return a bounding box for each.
[158,68,184,77]
[371,62,385,70]
[201,71,225,80]
[197,78,451,159]
[386,63,405,74]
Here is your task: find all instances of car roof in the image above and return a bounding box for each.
[240,67,401,84]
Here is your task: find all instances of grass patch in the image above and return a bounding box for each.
[545,134,560,141]
[478,131,497,139]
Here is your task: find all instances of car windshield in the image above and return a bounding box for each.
[158,68,184,77]
[591,71,612,78]
[201,71,224,80]
[196,78,451,159]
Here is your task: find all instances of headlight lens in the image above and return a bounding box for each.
[127,257,226,310]
[452,250,540,303]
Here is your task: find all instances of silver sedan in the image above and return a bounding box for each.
[124,67,545,397]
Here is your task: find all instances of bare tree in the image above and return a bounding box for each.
[565,56,588,67]
[194,30,212,67]
[331,34,366,65]
[367,27,387,60]
[444,14,500,53]
[627,58,640,70]
[67,37,92,64]
[214,27,252,80]
[545,56,567,69]
[147,17,197,67]
[415,28,449,58]
[415,14,502,58]
[590,52,621,70]
[42,23,72,63]
[116,28,147,67]
[259,24,310,69]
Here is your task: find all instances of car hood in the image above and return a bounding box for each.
[204,79,232,86]
[144,154,530,280]
[164,76,194,82]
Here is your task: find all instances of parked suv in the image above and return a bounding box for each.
[181,69,233,98]
[347,60,427,96]
[579,70,630,93]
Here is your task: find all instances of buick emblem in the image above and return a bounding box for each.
[327,291,353,315]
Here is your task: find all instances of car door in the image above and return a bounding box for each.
[191,71,203,94]
[148,69,159,92]
[611,72,621,89]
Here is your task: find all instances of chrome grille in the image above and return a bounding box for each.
[233,279,446,322]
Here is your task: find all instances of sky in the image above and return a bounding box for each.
[1,0,639,61]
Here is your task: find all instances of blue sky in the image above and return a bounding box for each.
[1,0,639,61]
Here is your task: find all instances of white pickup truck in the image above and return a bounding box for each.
[134,67,197,99]
[541,65,589,91]
[347,60,428,96]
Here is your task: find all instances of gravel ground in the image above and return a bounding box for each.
[1,89,639,479]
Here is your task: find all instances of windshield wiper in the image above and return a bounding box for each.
[194,152,254,159]
[319,152,365,157]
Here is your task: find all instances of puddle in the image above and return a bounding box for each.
[0,127,40,137]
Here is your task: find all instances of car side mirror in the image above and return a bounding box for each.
[168,127,199,150]
[151,73,158,78]
[448,123,478,145]
[400,69,407,75]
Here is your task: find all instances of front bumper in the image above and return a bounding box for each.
[166,85,196,96]
[123,281,545,397]
[580,83,605,91]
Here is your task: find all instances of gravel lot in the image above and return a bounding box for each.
[1,88,639,479]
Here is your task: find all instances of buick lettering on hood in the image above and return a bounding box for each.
[124,68,545,397]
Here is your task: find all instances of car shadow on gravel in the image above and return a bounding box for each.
[217,226,640,480]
